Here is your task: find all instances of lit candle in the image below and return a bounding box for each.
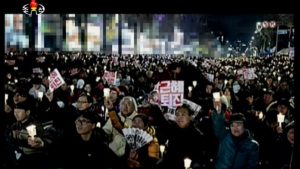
[224,79,228,85]
[188,86,193,92]
[103,66,107,71]
[278,76,281,82]
[37,91,43,101]
[160,145,165,157]
[96,122,101,128]
[70,85,74,95]
[184,157,192,169]
[15,79,18,83]
[258,111,264,120]
[192,81,197,87]
[87,69,90,74]
[277,113,285,128]
[48,68,51,73]
[26,124,36,140]
[103,88,110,98]
[213,92,221,102]
[5,93,8,105]
[96,77,100,82]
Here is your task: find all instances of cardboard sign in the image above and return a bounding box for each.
[49,69,65,92]
[159,80,184,108]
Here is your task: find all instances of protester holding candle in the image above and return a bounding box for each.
[153,105,206,169]
[269,121,295,169]
[4,100,57,169]
[102,96,138,157]
[211,97,259,169]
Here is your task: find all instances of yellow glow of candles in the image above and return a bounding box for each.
[87,69,90,74]
[278,76,281,82]
[184,157,192,169]
[277,113,285,128]
[188,86,193,92]
[48,68,51,72]
[15,79,18,83]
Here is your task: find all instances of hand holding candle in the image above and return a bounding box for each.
[159,145,165,157]
[188,86,193,92]
[103,88,110,98]
[5,93,8,105]
[224,79,228,86]
[37,91,43,101]
[277,112,285,128]
[213,92,221,102]
[184,157,192,169]
[26,124,36,140]
[258,111,264,120]
[70,85,74,95]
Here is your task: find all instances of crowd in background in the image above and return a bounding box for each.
[1,50,295,169]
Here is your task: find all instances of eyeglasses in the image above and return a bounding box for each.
[75,119,91,125]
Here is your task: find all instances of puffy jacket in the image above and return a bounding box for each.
[212,111,259,169]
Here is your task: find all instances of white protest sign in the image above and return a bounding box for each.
[159,80,184,108]
[237,68,257,80]
[103,71,117,85]
[49,69,65,92]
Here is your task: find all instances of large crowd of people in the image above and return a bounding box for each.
[1,50,295,169]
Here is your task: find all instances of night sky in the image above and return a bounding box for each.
[206,15,268,44]
[3,1,284,47]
